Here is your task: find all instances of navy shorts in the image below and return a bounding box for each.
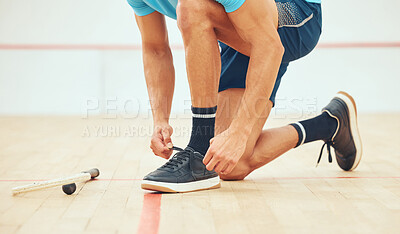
[218,0,322,105]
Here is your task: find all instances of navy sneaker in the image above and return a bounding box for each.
[317,91,363,171]
[141,146,220,193]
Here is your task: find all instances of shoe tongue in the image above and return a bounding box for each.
[184,146,195,152]
[173,147,191,159]
[183,147,205,159]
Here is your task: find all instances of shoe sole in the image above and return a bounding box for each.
[334,91,363,171]
[141,176,221,193]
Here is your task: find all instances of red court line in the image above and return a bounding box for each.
[0,42,399,50]
[137,193,162,234]
[0,178,141,182]
[254,176,400,180]
[1,176,399,182]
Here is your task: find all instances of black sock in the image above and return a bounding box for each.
[290,112,338,148]
[187,106,217,155]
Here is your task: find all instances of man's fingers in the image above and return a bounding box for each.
[219,163,230,174]
[151,148,165,158]
[152,148,171,159]
[161,148,173,159]
[161,129,173,148]
[206,156,219,171]
[161,128,171,142]
[221,163,235,175]
[214,161,226,174]
[151,135,171,158]
[203,147,214,165]
[151,137,165,151]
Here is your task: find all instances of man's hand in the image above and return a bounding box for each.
[150,123,174,159]
[203,128,248,174]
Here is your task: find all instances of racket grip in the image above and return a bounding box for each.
[82,168,100,179]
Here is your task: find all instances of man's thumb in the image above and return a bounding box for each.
[162,129,173,148]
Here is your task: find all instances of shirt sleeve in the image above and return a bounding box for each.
[215,0,246,13]
[127,0,155,17]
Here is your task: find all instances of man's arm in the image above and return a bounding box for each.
[228,0,284,133]
[135,12,175,158]
[204,0,284,173]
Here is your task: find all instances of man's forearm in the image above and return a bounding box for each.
[143,46,175,124]
[230,45,284,136]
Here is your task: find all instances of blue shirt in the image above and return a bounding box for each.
[128,0,321,19]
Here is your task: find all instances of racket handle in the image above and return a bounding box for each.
[82,168,100,179]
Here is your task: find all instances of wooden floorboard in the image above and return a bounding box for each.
[0,114,399,234]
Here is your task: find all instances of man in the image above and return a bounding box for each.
[127,0,362,192]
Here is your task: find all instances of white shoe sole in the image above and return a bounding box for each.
[327,91,363,171]
[141,176,221,193]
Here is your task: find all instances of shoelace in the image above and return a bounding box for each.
[162,146,191,169]
[316,141,333,167]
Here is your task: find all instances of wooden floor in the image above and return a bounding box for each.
[0,114,399,234]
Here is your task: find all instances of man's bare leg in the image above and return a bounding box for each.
[177,1,221,107]
[176,0,225,157]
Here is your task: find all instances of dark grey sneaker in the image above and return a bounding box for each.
[318,91,363,171]
[141,146,220,192]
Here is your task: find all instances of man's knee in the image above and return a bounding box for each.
[177,0,213,33]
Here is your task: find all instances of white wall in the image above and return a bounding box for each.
[0,0,399,115]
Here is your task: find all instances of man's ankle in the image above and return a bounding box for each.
[290,112,338,147]
[187,106,217,155]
